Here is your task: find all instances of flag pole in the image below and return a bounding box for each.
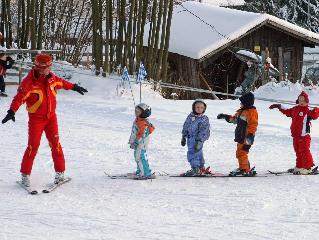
[137,62,147,104]
[140,81,142,103]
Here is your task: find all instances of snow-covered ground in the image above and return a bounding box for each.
[203,0,245,6]
[1,68,319,240]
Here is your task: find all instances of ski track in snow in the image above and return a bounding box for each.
[1,75,319,240]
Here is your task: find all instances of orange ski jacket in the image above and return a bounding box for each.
[230,106,258,144]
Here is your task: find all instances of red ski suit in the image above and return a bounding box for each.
[10,69,75,175]
[279,105,319,169]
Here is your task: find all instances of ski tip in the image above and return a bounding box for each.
[42,189,50,193]
[30,190,38,195]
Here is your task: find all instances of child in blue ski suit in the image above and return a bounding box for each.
[181,99,210,176]
[128,103,155,178]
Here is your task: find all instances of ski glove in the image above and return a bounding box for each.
[217,113,231,122]
[194,141,203,152]
[181,136,186,147]
[269,104,281,110]
[73,84,88,95]
[2,109,15,124]
[8,56,15,66]
[243,144,251,152]
[245,133,255,145]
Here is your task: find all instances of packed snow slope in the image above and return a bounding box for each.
[1,68,319,240]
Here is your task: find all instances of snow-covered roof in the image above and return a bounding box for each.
[144,1,319,60]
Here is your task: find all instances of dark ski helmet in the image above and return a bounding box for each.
[136,103,151,118]
[239,92,255,107]
[192,99,207,114]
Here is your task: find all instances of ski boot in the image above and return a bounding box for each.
[287,167,296,173]
[21,173,31,187]
[200,166,212,175]
[0,92,8,97]
[311,166,319,174]
[293,168,312,175]
[229,167,256,177]
[54,172,65,184]
[183,167,200,176]
[245,167,257,176]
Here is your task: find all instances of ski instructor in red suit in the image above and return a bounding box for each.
[2,53,88,187]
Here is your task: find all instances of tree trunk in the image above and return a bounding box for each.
[109,0,114,72]
[146,0,158,77]
[124,0,135,73]
[138,0,148,64]
[30,0,36,50]
[0,0,5,46]
[162,0,173,82]
[151,0,164,77]
[36,0,45,50]
[5,0,13,47]
[135,0,144,69]
[155,0,168,81]
[103,0,110,76]
[116,0,125,68]
[23,0,31,49]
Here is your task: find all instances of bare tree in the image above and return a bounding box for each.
[162,0,174,82]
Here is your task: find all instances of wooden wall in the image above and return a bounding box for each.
[233,25,305,81]
[166,52,200,99]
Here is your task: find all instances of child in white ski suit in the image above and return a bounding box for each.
[128,103,155,178]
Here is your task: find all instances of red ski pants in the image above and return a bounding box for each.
[293,136,314,169]
[20,114,65,175]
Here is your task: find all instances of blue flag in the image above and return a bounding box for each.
[137,63,147,83]
[122,67,130,81]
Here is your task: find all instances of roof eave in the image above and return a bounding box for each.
[198,20,268,62]
[266,20,319,45]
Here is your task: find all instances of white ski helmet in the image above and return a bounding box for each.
[136,103,151,118]
[192,99,207,114]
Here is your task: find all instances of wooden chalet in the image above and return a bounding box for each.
[147,1,319,99]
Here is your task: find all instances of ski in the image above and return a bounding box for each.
[268,166,319,176]
[16,181,38,195]
[267,170,289,175]
[42,177,72,193]
[172,166,265,178]
[169,173,268,178]
[104,172,156,180]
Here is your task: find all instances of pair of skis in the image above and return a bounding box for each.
[16,177,72,195]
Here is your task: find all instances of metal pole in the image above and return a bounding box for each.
[18,62,22,85]
[226,74,229,99]
[140,81,141,103]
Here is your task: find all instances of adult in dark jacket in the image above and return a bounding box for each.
[0,52,14,97]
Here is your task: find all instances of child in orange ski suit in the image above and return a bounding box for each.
[217,92,258,176]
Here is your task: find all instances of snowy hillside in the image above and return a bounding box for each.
[1,68,319,240]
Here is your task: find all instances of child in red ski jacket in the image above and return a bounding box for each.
[269,91,319,174]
